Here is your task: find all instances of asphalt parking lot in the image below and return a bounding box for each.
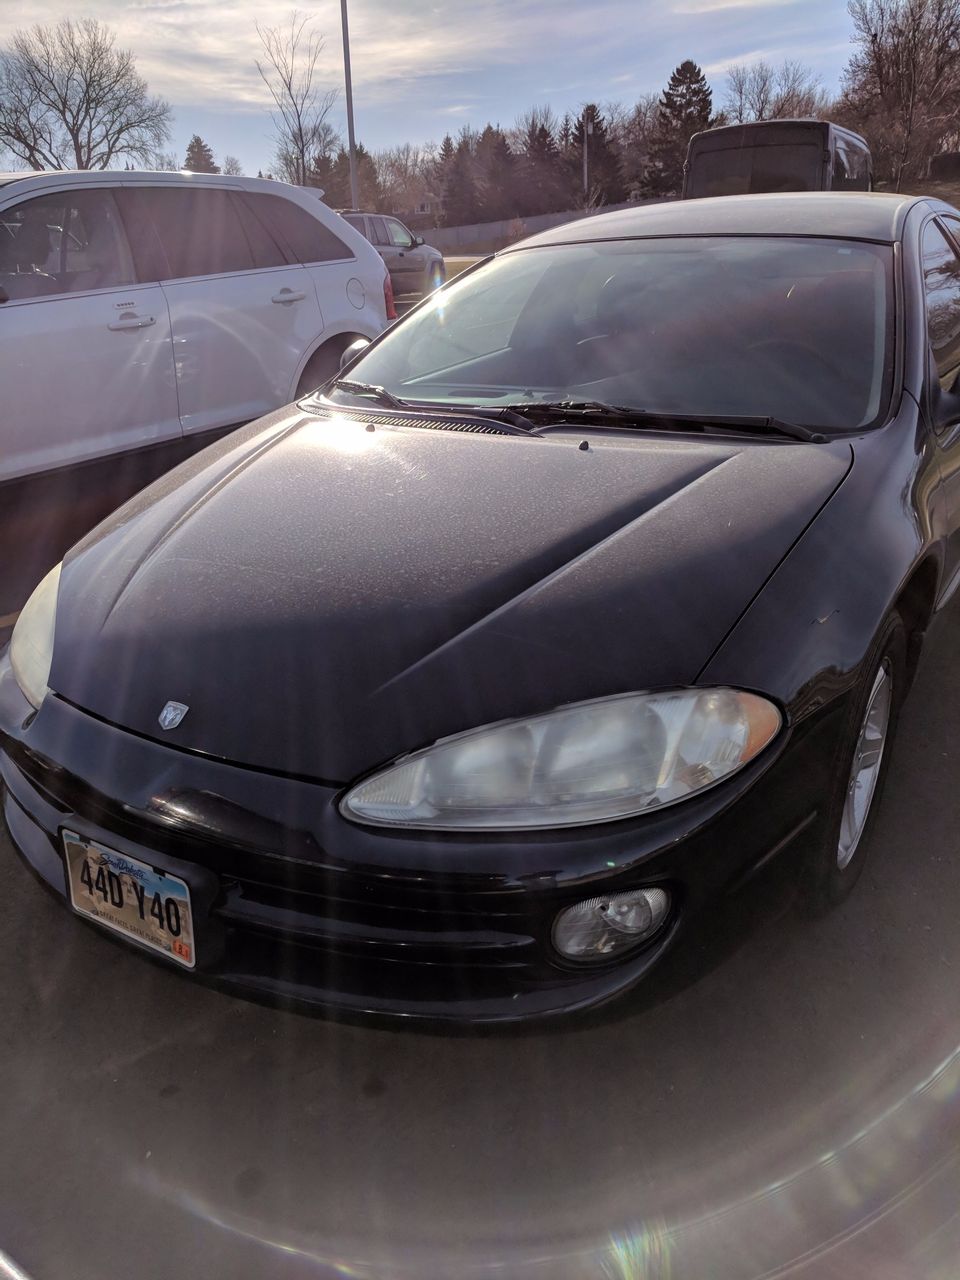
[3,597,960,1280]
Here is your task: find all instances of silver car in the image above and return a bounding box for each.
[340,211,445,297]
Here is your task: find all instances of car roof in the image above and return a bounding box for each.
[505,192,931,251]
[0,169,298,197]
[689,119,869,148]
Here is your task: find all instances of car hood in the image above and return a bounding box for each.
[49,408,851,782]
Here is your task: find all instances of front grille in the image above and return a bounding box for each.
[214,865,544,972]
[6,739,551,980]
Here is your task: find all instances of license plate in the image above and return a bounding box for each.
[62,832,196,969]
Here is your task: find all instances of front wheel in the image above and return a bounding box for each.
[799,612,906,915]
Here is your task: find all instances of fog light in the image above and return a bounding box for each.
[553,888,670,961]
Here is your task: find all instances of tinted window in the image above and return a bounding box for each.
[241,193,354,264]
[0,189,134,300]
[231,195,289,268]
[922,220,960,391]
[832,141,870,190]
[340,237,893,433]
[369,216,389,247]
[687,145,822,197]
[342,214,366,236]
[114,188,168,280]
[131,187,254,279]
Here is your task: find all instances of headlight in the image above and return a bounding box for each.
[341,688,781,830]
[10,562,62,709]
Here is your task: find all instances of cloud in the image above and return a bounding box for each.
[0,0,854,168]
[672,0,799,11]
[703,36,850,74]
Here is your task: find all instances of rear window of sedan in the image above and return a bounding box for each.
[349,236,895,433]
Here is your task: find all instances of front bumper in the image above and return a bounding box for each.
[0,659,839,1023]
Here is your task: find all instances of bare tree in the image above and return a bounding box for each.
[723,59,829,124]
[842,0,960,188]
[256,12,337,186]
[152,150,180,172]
[617,93,659,195]
[773,60,833,117]
[0,18,172,170]
[373,142,434,211]
[221,154,244,176]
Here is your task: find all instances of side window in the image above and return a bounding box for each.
[240,193,355,264]
[0,189,134,300]
[230,194,289,269]
[847,145,869,186]
[114,187,168,281]
[342,214,367,238]
[385,218,413,248]
[369,216,390,247]
[922,220,960,393]
[131,188,255,279]
[833,141,869,190]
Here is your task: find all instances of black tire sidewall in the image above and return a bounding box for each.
[295,342,347,399]
[799,612,907,915]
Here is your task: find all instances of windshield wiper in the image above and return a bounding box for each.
[496,402,826,443]
[332,379,409,409]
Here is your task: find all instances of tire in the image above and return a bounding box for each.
[295,342,346,399]
[798,611,907,916]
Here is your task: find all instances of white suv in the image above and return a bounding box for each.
[0,170,390,616]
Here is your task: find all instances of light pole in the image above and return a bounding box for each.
[582,114,593,202]
[340,0,359,209]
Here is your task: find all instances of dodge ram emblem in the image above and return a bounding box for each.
[159,701,189,730]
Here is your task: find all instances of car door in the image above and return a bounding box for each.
[118,184,323,439]
[368,215,403,290]
[237,191,362,366]
[920,216,960,592]
[382,217,421,293]
[0,184,180,486]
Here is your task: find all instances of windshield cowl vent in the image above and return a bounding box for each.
[306,404,514,436]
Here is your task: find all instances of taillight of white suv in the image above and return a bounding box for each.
[383,269,397,322]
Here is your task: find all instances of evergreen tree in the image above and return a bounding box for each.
[643,60,715,197]
[573,104,625,205]
[442,137,479,226]
[474,124,517,221]
[183,134,219,173]
[515,108,567,216]
[432,134,456,193]
[319,144,382,208]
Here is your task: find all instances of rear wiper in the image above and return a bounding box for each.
[497,402,826,443]
[332,379,409,409]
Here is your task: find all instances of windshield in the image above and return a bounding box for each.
[336,236,894,432]
[686,143,824,196]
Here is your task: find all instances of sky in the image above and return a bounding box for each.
[0,0,856,176]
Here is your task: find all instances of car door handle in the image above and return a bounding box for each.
[108,314,155,331]
[272,289,306,304]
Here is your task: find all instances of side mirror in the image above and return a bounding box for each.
[414,234,424,247]
[340,337,371,371]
